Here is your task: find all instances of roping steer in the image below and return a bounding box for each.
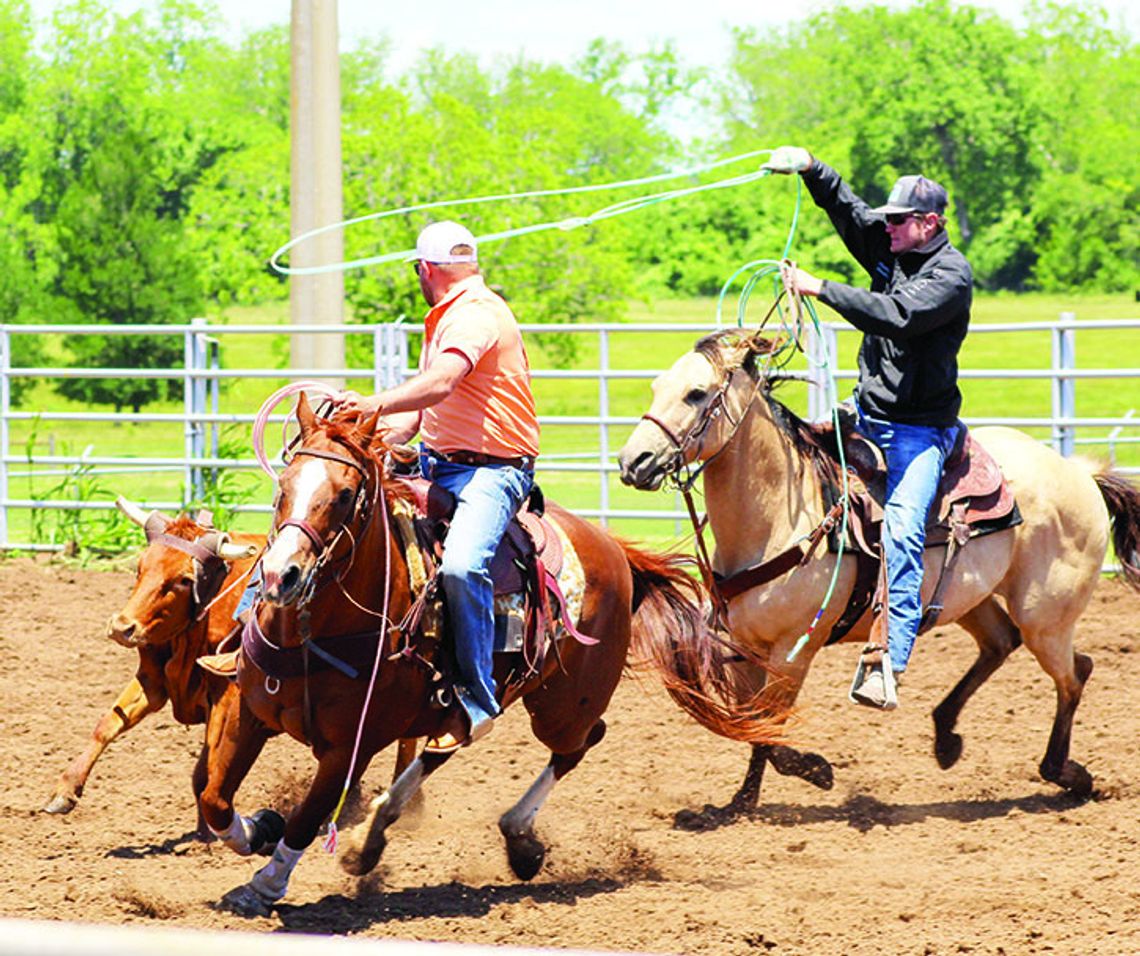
[43,496,261,837]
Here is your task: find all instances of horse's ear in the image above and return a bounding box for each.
[296,391,316,436]
[353,407,382,445]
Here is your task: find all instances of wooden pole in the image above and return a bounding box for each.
[290,0,345,384]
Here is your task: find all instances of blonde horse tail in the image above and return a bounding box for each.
[620,541,786,745]
[1093,470,1140,590]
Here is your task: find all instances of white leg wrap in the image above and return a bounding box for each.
[500,766,556,836]
[248,840,305,903]
[210,812,256,856]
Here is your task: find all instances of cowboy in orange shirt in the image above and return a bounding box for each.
[343,221,539,752]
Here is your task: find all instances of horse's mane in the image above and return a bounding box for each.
[693,328,781,374]
[308,410,415,508]
[693,329,823,465]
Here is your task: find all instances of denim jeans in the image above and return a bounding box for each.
[855,403,960,675]
[421,449,534,716]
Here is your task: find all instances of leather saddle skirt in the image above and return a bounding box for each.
[810,417,1021,558]
[235,478,589,685]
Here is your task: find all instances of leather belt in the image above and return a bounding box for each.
[428,448,534,471]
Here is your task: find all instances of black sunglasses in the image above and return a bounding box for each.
[885,212,924,226]
[410,260,422,275]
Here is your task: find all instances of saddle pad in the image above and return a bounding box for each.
[828,427,1017,559]
[494,515,585,653]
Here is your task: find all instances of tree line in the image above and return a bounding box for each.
[0,0,1135,409]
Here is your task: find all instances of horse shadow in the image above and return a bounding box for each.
[271,877,627,933]
[673,788,1096,835]
[106,830,209,859]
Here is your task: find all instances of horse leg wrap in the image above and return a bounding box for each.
[248,840,305,904]
[210,812,257,856]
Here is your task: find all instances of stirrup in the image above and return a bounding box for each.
[424,686,496,755]
[848,643,898,710]
[197,648,240,678]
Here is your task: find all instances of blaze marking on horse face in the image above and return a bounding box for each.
[266,459,330,566]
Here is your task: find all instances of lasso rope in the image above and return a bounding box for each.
[252,381,343,481]
[269,150,777,276]
[322,460,392,855]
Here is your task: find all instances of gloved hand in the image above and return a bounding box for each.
[762,146,812,175]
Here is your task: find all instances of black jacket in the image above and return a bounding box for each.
[802,160,973,428]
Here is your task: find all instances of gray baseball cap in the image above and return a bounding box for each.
[872,175,949,215]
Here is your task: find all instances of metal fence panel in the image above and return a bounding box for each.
[1,317,1137,550]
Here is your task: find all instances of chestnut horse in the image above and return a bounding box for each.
[200,394,704,916]
[618,330,1140,814]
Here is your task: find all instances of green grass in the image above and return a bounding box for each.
[5,291,1138,549]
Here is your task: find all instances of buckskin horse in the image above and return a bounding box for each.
[199,394,704,916]
[44,498,260,836]
[618,329,1140,815]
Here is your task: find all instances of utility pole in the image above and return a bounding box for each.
[289,0,345,383]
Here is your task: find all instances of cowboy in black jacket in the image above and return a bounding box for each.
[763,146,974,710]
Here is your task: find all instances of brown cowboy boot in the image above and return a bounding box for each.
[424,686,496,755]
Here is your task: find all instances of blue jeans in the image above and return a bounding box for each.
[855,403,960,675]
[421,449,534,717]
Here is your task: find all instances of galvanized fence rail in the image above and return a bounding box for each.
[1,315,1137,551]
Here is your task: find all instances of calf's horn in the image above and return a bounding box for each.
[115,495,152,528]
[115,495,171,538]
[218,538,259,561]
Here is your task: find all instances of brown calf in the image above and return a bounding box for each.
[44,497,261,837]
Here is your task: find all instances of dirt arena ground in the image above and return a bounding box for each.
[2,554,1139,955]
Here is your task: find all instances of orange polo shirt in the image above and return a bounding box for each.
[419,274,540,459]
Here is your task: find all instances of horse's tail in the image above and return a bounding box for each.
[1093,469,1140,590]
[620,541,786,745]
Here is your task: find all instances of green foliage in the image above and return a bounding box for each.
[0,0,1133,414]
[185,425,262,529]
[22,414,136,556]
[720,1,1138,293]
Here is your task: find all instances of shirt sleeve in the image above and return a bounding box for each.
[818,266,972,340]
[432,300,499,369]
[803,160,890,279]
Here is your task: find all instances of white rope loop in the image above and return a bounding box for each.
[268,150,774,277]
[252,381,344,482]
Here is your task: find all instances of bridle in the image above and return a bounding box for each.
[269,442,380,608]
[637,338,778,629]
[639,347,767,494]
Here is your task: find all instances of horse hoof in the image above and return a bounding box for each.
[935,731,963,770]
[216,884,274,918]
[1053,760,1093,798]
[801,755,834,790]
[42,792,78,815]
[503,831,546,881]
[339,836,385,876]
[770,749,834,790]
[250,809,286,855]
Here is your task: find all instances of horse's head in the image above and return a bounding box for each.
[260,393,383,606]
[108,497,258,648]
[618,330,781,491]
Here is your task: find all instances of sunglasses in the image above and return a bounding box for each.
[885,212,924,226]
[410,261,422,275]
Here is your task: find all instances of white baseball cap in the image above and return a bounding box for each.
[409,220,478,264]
